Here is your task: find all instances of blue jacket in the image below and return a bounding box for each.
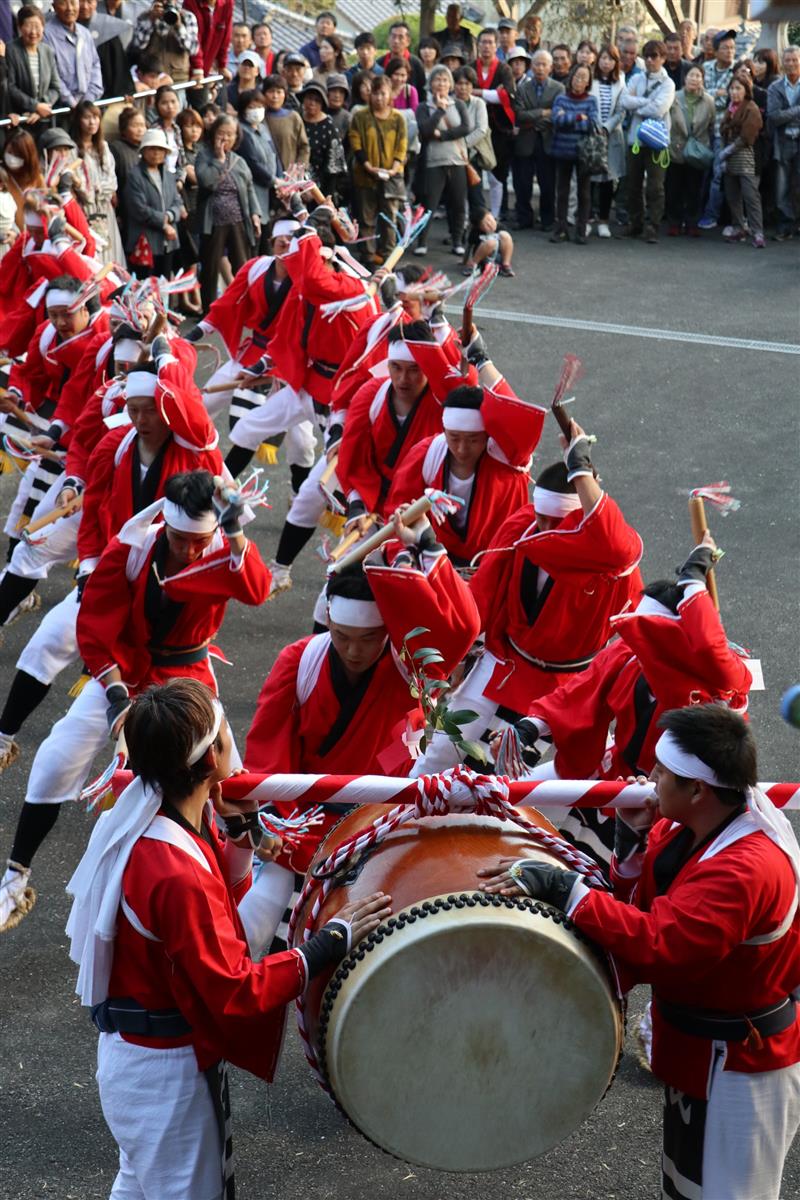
[551,92,599,161]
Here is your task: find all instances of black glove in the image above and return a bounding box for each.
[325,423,343,452]
[47,215,66,241]
[76,574,90,602]
[217,495,246,537]
[244,355,270,378]
[677,543,716,589]
[465,329,488,369]
[415,523,438,554]
[307,204,333,232]
[150,334,170,366]
[298,918,352,977]
[564,435,593,482]
[45,422,63,446]
[379,274,398,309]
[58,171,75,195]
[512,859,581,910]
[346,497,367,525]
[184,324,204,344]
[428,302,445,326]
[514,719,542,770]
[220,809,263,850]
[105,682,130,734]
[288,193,307,218]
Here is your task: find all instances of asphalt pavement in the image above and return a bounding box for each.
[1,225,798,1199]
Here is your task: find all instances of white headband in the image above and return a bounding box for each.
[272,219,300,237]
[24,211,45,227]
[654,731,725,788]
[327,595,384,628]
[163,498,219,535]
[442,406,485,433]
[46,288,77,309]
[533,486,582,519]
[387,341,416,363]
[114,339,142,363]
[187,698,224,765]
[125,371,158,398]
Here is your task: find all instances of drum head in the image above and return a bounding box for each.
[320,894,621,1172]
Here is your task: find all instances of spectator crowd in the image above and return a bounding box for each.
[0,0,797,304]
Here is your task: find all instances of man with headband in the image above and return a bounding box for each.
[410,417,643,777]
[0,470,270,933]
[239,505,480,955]
[479,704,800,1200]
[0,275,108,629]
[64,677,390,1197]
[0,329,221,776]
[386,341,546,570]
[493,532,754,867]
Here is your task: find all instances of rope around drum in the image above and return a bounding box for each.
[286,764,613,1092]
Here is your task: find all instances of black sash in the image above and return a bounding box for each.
[381,390,425,495]
[519,557,555,626]
[315,643,387,759]
[131,437,170,514]
[620,672,658,775]
[442,454,481,543]
[653,805,745,896]
[258,262,291,333]
[144,535,186,649]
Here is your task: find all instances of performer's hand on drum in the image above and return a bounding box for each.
[476,857,528,897]
[335,892,392,945]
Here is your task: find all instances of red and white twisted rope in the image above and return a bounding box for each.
[286,765,611,1092]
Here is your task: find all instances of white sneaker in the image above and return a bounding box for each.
[267,561,292,599]
[0,732,20,773]
[0,861,35,932]
[597,222,611,239]
[412,245,427,256]
[3,591,41,628]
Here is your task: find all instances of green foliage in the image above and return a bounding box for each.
[400,628,486,764]
[371,12,483,55]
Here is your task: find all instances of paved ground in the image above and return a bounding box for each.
[0,226,798,1199]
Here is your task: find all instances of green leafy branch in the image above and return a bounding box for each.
[400,626,486,764]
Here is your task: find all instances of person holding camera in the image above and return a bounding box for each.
[130,0,199,85]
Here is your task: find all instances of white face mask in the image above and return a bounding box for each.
[4,152,25,170]
[246,107,265,125]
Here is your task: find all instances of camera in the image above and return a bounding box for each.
[162,4,180,25]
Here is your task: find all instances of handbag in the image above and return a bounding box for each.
[471,125,497,172]
[577,122,608,176]
[683,135,714,170]
[637,118,670,151]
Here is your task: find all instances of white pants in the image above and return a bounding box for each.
[202,358,249,421]
[285,451,337,529]
[3,462,37,538]
[229,384,317,452]
[700,1060,800,1200]
[97,1033,223,1200]
[26,676,109,805]
[6,473,80,580]
[238,859,295,958]
[17,588,79,685]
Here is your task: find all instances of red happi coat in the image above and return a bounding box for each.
[572,816,800,1098]
[66,339,202,486]
[267,233,378,406]
[8,310,109,422]
[385,380,546,562]
[109,808,306,1081]
[0,211,96,326]
[77,527,270,692]
[0,240,99,356]
[469,492,644,712]
[531,586,753,779]
[205,255,292,367]
[245,547,481,872]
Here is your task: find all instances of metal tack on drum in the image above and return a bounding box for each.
[292,808,624,1173]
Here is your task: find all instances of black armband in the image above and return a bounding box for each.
[220,809,263,850]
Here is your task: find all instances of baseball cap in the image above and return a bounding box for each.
[712,28,737,48]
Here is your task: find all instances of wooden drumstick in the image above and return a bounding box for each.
[0,393,36,427]
[3,433,65,463]
[329,515,377,563]
[330,495,433,574]
[688,495,720,611]
[22,493,82,536]
[319,454,338,489]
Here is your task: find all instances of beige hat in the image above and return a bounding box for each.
[139,129,171,152]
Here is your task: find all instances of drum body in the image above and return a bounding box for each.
[293,806,623,1172]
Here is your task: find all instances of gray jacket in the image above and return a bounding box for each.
[620,67,675,146]
[590,77,627,178]
[766,76,800,163]
[124,158,181,256]
[513,77,564,155]
[6,39,65,112]
[669,90,716,164]
[195,143,261,248]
